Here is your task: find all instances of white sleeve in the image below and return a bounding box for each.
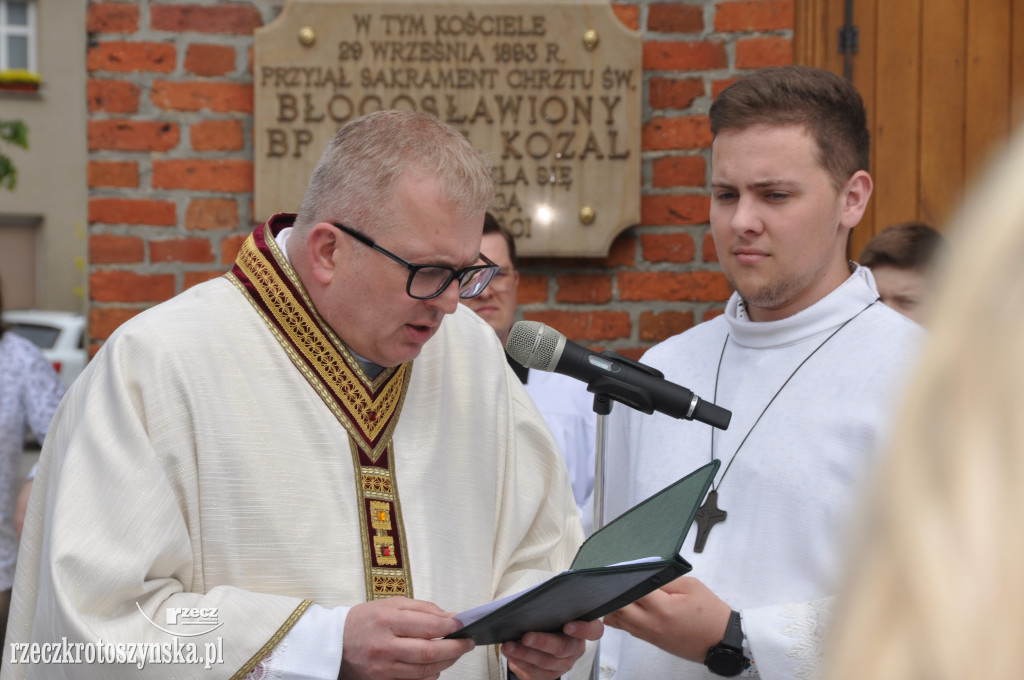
[246,604,349,680]
[741,597,833,680]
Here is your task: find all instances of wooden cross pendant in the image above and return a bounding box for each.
[693,489,727,553]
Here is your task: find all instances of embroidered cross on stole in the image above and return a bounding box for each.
[227,222,415,601]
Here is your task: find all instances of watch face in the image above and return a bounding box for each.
[706,648,745,677]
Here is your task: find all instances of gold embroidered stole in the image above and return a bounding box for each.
[226,221,414,600]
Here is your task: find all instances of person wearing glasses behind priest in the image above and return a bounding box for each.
[3,110,601,680]
[598,66,924,680]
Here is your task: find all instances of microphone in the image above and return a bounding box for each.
[506,320,731,430]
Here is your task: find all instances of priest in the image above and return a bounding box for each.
[2,110,601,680]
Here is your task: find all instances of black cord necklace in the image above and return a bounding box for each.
[692,300,877,553]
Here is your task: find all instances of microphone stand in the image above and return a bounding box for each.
[589,394,613,680]
[590,393,612,536]
[584,353,662,680]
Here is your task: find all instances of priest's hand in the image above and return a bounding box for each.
[338,598,473,680]
[603,576,731,662]
[501,619,604,680]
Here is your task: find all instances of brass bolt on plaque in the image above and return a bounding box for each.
[298,26,316,46]
[582,29,599,50]
[579,206,596,225]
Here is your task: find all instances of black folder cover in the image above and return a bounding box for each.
[445,460,719,645]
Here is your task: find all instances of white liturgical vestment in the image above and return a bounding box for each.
[2,220,587,680]
[601,267,923,680]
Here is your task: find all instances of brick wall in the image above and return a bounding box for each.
[85,0,794,357]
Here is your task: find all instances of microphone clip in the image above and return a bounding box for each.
[585,351,662,417]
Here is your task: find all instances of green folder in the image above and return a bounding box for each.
[446,459,719,645]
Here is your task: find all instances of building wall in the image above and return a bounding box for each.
[0,0,88,312]
[84,0,794,357]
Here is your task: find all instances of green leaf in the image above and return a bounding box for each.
[0,120,29,149]
[0,155,16,190]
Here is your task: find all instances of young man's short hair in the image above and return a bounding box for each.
[858,221,944,272]
[709,65,870,189]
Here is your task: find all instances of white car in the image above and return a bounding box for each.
[2,309,87,389]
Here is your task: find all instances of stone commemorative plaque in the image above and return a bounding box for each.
[255,0,641,256]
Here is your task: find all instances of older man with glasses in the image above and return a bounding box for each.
[5,110,600,680]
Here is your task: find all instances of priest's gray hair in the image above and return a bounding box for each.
[293,110,494,238]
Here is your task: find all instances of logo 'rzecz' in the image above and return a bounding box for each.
[136,603,224,637]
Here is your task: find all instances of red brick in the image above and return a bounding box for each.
[151,81,253,113]
[190,119,245,151]
[153,160,254,192]
[618,271,733,302]
[89,271,176,303]
[89,306,142,340]
[87,41,175,73]
[643,116,712,151]
[151,238,215,263]
[86,2,140,33]
[702,232,720,262]
[220,234,249,265]
[87,79,141,113]
[89,198,176,226]
[715,0,794,31]
[89,234,145,264]
[88,120,179,151]
[185,270,227,289]
[641,232,697,263]
[611,4,640,30]
[648,3,704,33]
[735,37,794,69]
[150,5,263,34]
[517,273,548,304]
[641,194,711,225]
[644,41,728,71]
[186,198,238,231]
[639,310,696,342]
[649,77,705,110]
[554,274,613,304]
[523,310,631,342]
[652,155,706,187]
[185,44,236,76]
[87,161,139,188]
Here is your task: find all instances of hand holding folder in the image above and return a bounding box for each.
[446,460,720,645]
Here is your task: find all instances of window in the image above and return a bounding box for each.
[0,0,36,72]
[8,323,60,350]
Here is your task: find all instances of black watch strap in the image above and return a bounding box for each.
[704,610,751,677]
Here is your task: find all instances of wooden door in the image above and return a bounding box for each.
[795,0,1024,258]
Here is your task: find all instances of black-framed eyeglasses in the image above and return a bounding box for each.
[332,222,499,300]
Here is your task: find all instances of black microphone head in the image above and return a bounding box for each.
[505,321,564,372]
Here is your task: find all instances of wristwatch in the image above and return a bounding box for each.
[704,610,751,677]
